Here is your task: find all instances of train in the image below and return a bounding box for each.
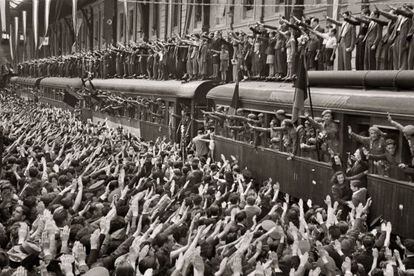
[8,70,414,238]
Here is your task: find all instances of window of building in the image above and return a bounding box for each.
[152,3,159,36]
[194,0,202,27]
[274,0,283,13]
[243,0,254,19]
[215,0,226,26]
[173,3,179,27]
[129,10,134,38]
[119,12,124,39]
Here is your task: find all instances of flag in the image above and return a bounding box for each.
[291,53,308,124]
[22,11,26,43]
[8,24,13,61]
[44,0,51,37]
[228,81,240,115]
[1,0,10,36]
[72,0,77,41]
[123,0,128,42]
[103,0,115,44]
[14,16,18,57]
[33,0,39,49]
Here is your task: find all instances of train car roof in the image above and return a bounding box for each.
[206,82,414,116]
[85,79,217,100]
[9,76,40,86]
[39,77,83,89]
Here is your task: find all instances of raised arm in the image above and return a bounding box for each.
[378,9,398,21]
[327,16,342,26]
[387,113,405,132]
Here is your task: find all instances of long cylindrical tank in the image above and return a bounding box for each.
[308,70,414,90]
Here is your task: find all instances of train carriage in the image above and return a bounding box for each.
[38,77,84,109]
[9,76,42,101]
[85,79,217,142]
[206,71,414,238]
[7,71,414,238]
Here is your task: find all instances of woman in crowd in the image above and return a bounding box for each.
[0,93,412,276]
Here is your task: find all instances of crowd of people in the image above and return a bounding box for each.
[86,88,414,183]
[1,87,414,276]
[16,4,414,83]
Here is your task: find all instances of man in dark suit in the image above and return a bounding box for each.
[328,12,356,70]
[310,18,324,70]
[306,18,323,70]
[404,5,414,69]
[347,8,370,70]
[389,8,412,70]
[372,8,396,70]
[363,10,382,70]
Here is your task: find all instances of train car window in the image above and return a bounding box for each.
[369,125,406,180]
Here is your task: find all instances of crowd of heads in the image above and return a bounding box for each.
[16,3,414,83]
[1,89,414,276]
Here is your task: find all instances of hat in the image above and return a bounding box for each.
[276,109,286,115]
[247,113,257,119]
[258,113,264,118]
[403,125,414,137]
[84,267,110,276]
[321,109,332,116]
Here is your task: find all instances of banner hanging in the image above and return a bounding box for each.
[22,10,26,43]
[14,16,17,51]
[33,0,39,49]
[44,0,51,37]
[123,0,128,42]
[0,0,6,34]
[9,24,13,60]
[72,0,77,40]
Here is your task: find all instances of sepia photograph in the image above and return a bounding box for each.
[1,0,414,275]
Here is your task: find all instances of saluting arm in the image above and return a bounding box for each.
[369,16,389,26]
[378,9,398,21]
[387,114,405,132]
[326,16,342,26]
[247,124,270,132]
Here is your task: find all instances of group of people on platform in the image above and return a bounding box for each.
[1,89,414,276]
[15,3,414,84]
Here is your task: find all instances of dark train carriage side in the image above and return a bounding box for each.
[9,76,42,101]
[37,77,84,110]
[207,78,414,238]
[86,79,217,142]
